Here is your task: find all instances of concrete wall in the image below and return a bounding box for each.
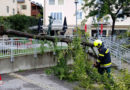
[0,52,55,74]
[0,0,17,16]
[0,52,73,74]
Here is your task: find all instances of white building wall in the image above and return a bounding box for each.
[0,0,17,16]
[44,0,91,26]
[17,0,31,16]
[115,17,130,26]
[44,0,130,36]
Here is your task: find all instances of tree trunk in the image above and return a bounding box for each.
[0,28,98,58]
[111,18,116,36]
[0,29,94,47]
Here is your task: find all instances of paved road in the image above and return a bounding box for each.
[0,69,76,90]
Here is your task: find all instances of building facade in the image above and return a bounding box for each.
[17,0,31,16]
[43,0,130,36]
[0,0,17,16]
[43,0,89,26]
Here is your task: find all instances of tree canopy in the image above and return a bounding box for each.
[83,0,130,35]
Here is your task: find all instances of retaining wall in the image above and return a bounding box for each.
[0,52,58,74]
[0,51,94,74]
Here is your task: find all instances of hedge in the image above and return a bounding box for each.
[0,14,38,32]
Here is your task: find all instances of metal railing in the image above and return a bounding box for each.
[0,37,68,62]
[89,36,130,69]
[0,38,40,61]
[99,37,130,62]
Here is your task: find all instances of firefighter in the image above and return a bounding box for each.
[93,40,112,77]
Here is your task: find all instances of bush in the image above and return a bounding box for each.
[0,14,38,32]
[127,31,130,37]
[7,14,38,32]
[0,16,11,29]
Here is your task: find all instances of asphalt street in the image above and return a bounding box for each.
[0,69,76,90]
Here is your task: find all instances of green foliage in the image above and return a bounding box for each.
[52,50,70,80]
[83,0,130,35]
[45,68,53,75]
[39,40,46,54]
[127,31,130,37]
[123,44,130,49]
[44,30,129,90]
[85,61,101,82]
[118,69,130,89]
[67,30,87,81]
[83,0,130,19]
[0,14,38,32]
[7,14,38,32]
[117,31,130,39]
[45,38,70,80]
[0,16,11,29]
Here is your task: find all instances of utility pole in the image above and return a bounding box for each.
[75,0,78,34]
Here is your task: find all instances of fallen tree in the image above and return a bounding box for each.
[0,26,97,58]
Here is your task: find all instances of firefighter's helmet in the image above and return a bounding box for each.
[93,40,102,47]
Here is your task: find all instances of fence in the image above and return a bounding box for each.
[0,38,39,61]
[89,36,130,69]
[99,37,130,62]
[0,37,68,62]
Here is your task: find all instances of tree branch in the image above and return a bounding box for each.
[115,4,123,16]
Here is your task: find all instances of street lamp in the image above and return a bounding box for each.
[75,0,78,33]
[97,0,101,38]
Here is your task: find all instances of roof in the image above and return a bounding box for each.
[31,1,42,7]
[30,0,43,7]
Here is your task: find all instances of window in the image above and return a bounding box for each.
[32,6,36,10]
[21,5,27,10]
[13,9,15,15]
[49,0,55,5]
[54,13,56,19]
[17,0,25,3]
[77,12,82,19]
[51,12,62,20]
[50,12,62,24]
[13,0,15,3]
[59,13,62,20]
[6,6,9,13]
[78,0,83,4]
[58,0,64,5]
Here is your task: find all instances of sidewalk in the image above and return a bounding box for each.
[0,69,76,90]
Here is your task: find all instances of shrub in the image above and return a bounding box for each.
[7,14,38,32]
[0,16,11,29]
[0,14,38,32]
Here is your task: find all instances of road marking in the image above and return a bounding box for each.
[9,73,56,90]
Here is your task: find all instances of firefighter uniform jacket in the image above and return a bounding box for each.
[96,46,112,68]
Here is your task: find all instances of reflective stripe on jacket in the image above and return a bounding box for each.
[97,46,111,68]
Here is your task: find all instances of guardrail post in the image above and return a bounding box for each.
[11,38,14,62]
[34,39,37,58]
[117,52,122,70]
